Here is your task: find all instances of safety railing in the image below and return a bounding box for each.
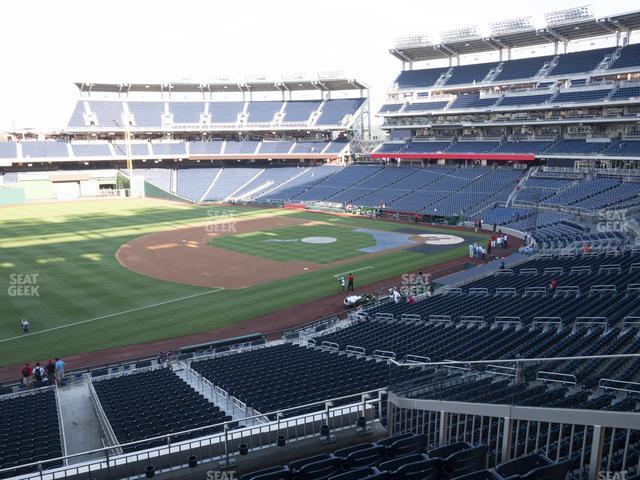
[598,378,640,394]
[0,387,387,480]
[536,371,577,385]
[494,316,522,327]
[387,354,640,480]
[387,392,640,480]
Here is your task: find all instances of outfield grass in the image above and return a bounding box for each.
[0,199,484,367]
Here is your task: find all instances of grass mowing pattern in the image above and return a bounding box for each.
[0,199,482,367]
[209,224,377,263]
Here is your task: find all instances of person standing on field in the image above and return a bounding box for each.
[347,273,354,291]
[339,276,346,292]
[21,318,29,334]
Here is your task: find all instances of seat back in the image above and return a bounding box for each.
[376,433,416,447]
[520,459,575,480]
[496,454,553,478]
[395,458,442,480]
[297,457,342,480]
[383,434,425,458]
[290,454,334,472]
[379,454,428,472]
[344,445,387,469]
[335,443,375,459]
[442,445,488,478]
[240,466,291,480]
[429,441,473,459]
[329,467,378,480]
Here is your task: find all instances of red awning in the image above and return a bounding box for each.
[370,153,535,161]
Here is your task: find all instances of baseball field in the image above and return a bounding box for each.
[0,198,484,369]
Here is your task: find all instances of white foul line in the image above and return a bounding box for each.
[0,288,226,344]
[332,266,374,278]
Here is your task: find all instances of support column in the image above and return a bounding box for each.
[501,417,513,464]
[588,426,605,480]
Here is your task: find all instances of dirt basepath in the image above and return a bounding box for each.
[0,213,522,384]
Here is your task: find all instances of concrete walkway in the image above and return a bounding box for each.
[437,253,530,287]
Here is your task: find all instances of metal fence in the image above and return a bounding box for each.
[388,392,640,480]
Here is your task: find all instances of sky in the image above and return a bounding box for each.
[0,0,637,131]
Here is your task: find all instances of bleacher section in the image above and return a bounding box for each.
[316,99,366,126]
[176,168,220,201]
[66,99,364,130]
[391,44,639,91]
[21,141,69,158]
[92,368,230,453]
[203,168,259,201]
[191,344,391,414]
[0,389,64,479]
[242,437,497,480]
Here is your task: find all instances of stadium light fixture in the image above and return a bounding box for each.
[440,25,481,43]
[489,16,535,36]
[394,34,433,48]
[544,5,594,26]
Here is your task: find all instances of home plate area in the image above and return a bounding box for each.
[418,233,465,245]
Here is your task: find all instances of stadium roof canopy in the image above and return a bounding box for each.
[390,7,640,62]
[75,75,369,95]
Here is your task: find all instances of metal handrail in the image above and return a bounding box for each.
[598,378,640,393]
[0,387,387,478]
[537,370,577,385]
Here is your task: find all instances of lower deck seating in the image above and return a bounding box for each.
[191,344,416,415]
[92,368,230,452]
[0,390,64,479]
[240,438,575,480]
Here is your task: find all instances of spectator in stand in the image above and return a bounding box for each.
[45,359,56,384]
[392,288,402,304]
[21,363,32,389]
[427,284,435,297]
[54,358,65,385]
[33,362,44,386]
[583,243,591,254]
[157,351,166,366]
[347,273,354,291]
[549,278,558,292]
[492,222,497,233]
[407,294,416,305]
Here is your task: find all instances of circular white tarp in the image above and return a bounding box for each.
[301,236,338,244]
[418,234,464,245]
